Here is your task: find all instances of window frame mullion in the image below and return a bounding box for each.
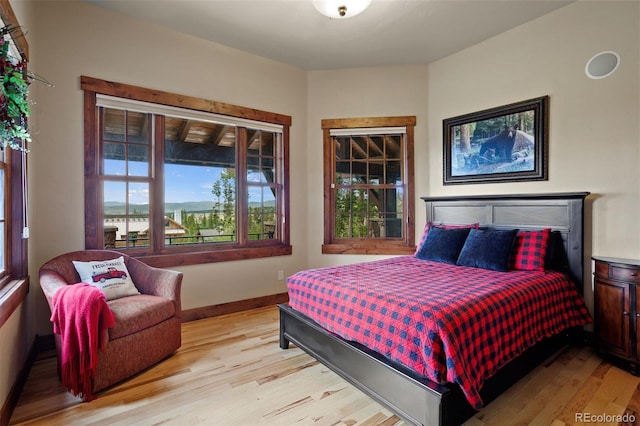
[323,128,334,246]
[236,127,248,246]
[152,114,164,253]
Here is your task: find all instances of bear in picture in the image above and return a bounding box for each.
[479,125,518,162]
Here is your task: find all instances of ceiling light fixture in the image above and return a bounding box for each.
[312,0,372,19]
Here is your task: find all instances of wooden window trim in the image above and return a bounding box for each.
[0,0,28,61]
[82,76,292,268]
[321,116,416,255]
[0,279,28,328]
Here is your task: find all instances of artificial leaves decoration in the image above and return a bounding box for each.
[0,25,30,152]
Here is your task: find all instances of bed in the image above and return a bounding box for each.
[278,192,591,426]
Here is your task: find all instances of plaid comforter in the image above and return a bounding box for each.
[287,256,591,409]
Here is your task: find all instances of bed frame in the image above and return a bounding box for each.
[279,192,590,426]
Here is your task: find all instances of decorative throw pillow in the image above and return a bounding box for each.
[415,222,479,255]
[415,226,472,264]
[543,230,565,271]
[72,256,140,301]
[509,228,551,271]
[456,228,519,272]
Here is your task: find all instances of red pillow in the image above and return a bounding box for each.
[508,228,551,271]
[415,221,479,255]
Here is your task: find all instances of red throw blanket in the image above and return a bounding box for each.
[50,283,115,401]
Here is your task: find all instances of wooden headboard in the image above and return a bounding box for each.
[421,192,590,293]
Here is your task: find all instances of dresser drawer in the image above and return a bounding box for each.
[595,261,610,279]
[611,266,640,283]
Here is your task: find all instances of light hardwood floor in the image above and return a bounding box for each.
[9,306,640,426]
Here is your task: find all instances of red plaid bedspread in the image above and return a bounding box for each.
[287,256,591,409]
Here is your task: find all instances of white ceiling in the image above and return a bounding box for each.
[87,0,572,70]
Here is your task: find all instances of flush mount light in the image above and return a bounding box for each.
[312,0,372,19]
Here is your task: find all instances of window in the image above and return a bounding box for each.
[82,77,291,267]
[0,3,29,288]
[0,0,30,328]
[322,116,416,255]
[0,130,30,326]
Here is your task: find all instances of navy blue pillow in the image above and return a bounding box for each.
[415,226,471,264]
[456,228,519,271]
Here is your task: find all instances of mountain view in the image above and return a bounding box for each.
[104,201,274,215]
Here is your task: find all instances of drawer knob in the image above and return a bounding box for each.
[631,272,638,277]
[623,311,630,316]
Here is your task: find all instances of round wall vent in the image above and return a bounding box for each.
[585,51,620,79]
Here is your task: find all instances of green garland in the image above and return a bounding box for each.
[0,26,30,152]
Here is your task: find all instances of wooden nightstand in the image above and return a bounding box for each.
[593,256,640,374]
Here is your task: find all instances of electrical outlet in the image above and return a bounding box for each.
[278,270,284,280]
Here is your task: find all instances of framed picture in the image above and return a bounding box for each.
[443,96,548,185]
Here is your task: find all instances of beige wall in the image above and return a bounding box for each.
[306,64,430,268]
[424,0,640,315]
[0,304,27,414]
[29,1,309,335]
[306,1,639,317]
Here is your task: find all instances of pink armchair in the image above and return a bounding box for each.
[39,250,183,394]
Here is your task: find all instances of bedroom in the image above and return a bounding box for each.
[1,0,639,425]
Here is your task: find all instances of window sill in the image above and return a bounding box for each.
[0,278,29,329]
[131,244,293,268]
[322,243,416,255]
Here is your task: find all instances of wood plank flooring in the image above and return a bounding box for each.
[9,306,640,426]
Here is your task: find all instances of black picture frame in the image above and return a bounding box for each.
[443,96,548,185]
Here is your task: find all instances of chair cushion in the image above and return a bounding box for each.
[107,294,176,340]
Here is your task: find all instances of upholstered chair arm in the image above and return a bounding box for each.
[126,259,183,317]
[39,269,72,309]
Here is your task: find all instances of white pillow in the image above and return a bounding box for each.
[72,256,140,300]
